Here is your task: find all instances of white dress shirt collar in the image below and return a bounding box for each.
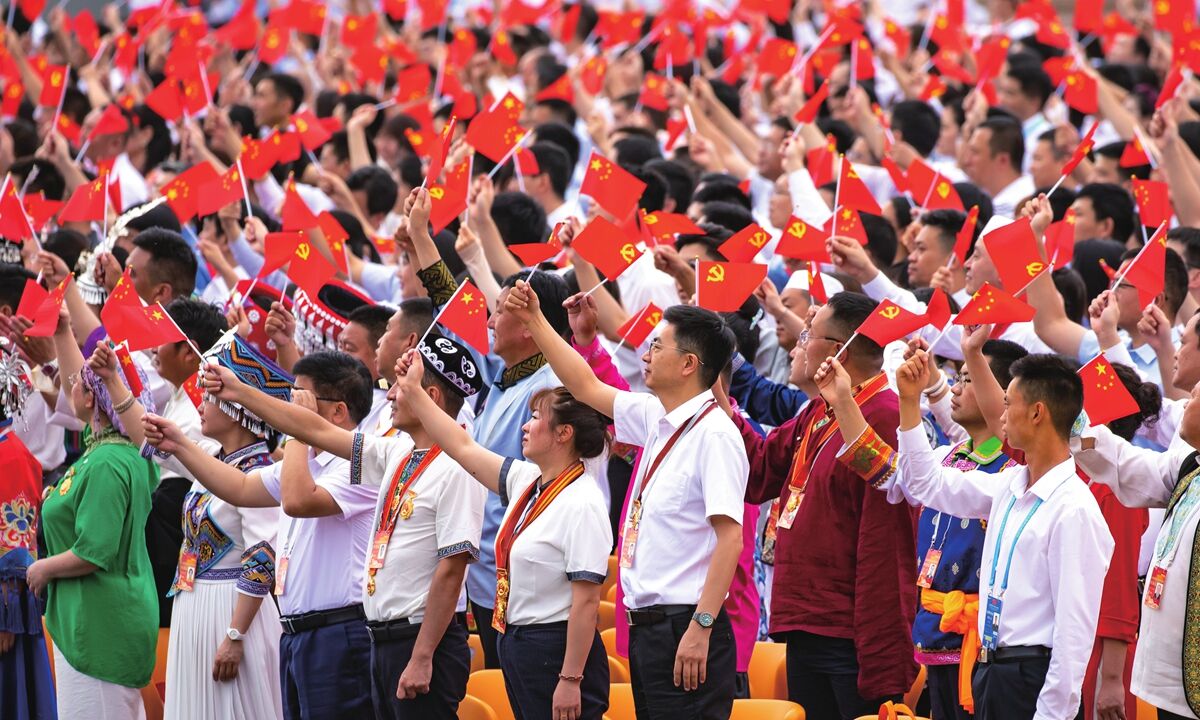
[660,389,717,431]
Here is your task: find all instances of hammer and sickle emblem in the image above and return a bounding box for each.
[429,187,445,200]
[880,306,901,319]
[296,243,311,260]
[788,222,806,239]
[644,214,658,224]
[296,119,308,132]
[707,266,725,283]
[1026,261,1044,277]
[620,244,637,262]
[646,311,662,325]
[936,182,950,199]
[750,231,769,248]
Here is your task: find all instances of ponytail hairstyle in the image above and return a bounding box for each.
[529,387,612,459]
[1107,363,1162,441]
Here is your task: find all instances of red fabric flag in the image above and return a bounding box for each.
[0,181,31,241]
[38,65,67,107]
[88,104,129,140]
[852,38,875,81]
[292,110,332,151]
[925,289,952,330]
[260,231,308,276]
[775,216,831,262]
[1079,352,1140,425]
[239,137,279,181]
[21,275,70,336]
[933,53,974,85]
[14,279,50,336]
[920,73,948,101]
[718,223,774,263]
[161,162,219,224]
[59,173,109,223]
[281,180,319,231]
[447,27,478,69]
[1120,135,1151,167]
[426,116,457,186]
[837,159,882,215]
[23,193,62,232]
[616,302,664,348]
[580,57,607,96]
[572,216,643,280]
[510,224,564,267]
[101,271,187,353]
[535,73,574,104]
[855,299,929,346]
[113,342,144,398]
[757,38,799,78]
[909,160,963,210]
[196,166,246,217]
[558,3,582,44]
[145,78,184,122]
[641,212,703,239]
[464,93,526,162]
[982,218,1047,292]
[1061,123,1098,177]
[1121,222,1168,307]
[1075,0,1104,33]
[1132,179,1172,227]
[953,282,1036,325]
[72,10,101,55]
[824,207,868,245]
[3,82,25,117]
[954,205,980,264]
[513,148,539,176]
[1158,64,1185,108]
[696,261,768,312]
[976,36,1013,83]
[428,158,471,234]
[1063,71,1099,114]
[580,152,647,222]
[54,112,82,144]
[270,130,302,164]
[638,73,669,112]
[1045,209,1077,266]
[341,14,378,50]
[286,234,337,298]
[793,82,829,125]
[807,263,829,304]
[807,136,837,187]
[383,0,407,21]
[1035,16,1072,49]
[881,156,908,194]
[883,18,911,59]
[436,280,490,354]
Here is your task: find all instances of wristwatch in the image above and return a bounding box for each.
[226,627,244,641]
[691,611,715,629]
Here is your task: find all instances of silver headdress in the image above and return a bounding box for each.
[0,337,33,421]
[77,196,169,305]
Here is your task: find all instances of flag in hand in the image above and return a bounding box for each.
[953,282,1036,325]
[436,280,490,354]
[719,223,774,263]
[281,179,320,230]
[1119,134,1151,167]
[510,222,564,266]
[925,289,952,330]
[38,65,67,107]
[101,270,187,352]
[982,218,1046,292]
[695,261,767,312]
[286,233,337,298]
[428,158,471,234]
[425,116,457,187]
[807,262,829,304]
[775,215,830,262]
[794,82,829,124]
[616,302,664,348]
[1079,352,1139,425]
[953,205,979,264]
[113,342,144,398]
[59,172,111,223]
[572,216,642,280]
[464,92,525,162]
[15,276,70,336]
[196,166,246,217]
[824,207,868,245]
[854,299,929,346]
[0,180,32,241]
[580,152,646,222]
[88,104,130,140]
[1045,209,1076,266]
[836,159,882,215]
[907,158,963,211]
[1061,123,1097,177]
[292,110,333,151]
[1120,222,1168,307]
[641,212,702,240]
[1132,179,1171,228]
[161,162,220,224]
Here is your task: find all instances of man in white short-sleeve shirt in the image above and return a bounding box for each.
[505,285,747,720]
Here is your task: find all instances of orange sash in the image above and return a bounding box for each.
[920,588,980,714]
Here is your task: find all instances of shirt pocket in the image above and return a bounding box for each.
[646,471,692,516]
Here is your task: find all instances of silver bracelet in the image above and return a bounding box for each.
[113,394,137,414]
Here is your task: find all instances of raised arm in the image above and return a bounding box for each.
[1024,195,1087,357]
[504,282,618,419]
[141,414,278,507]
[961,324,1006,441]
[394,349,504,493]
[1072,423,1189,509]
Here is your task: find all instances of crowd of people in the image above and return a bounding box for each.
[0,0,1198,719]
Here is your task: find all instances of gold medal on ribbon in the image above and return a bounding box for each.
[492,570,510,633]
[399,490,416,520]
[367,575,376,596]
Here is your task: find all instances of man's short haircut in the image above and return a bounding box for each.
[1008,354,1084,440]
[674,224,732,260]
[613,135,663,169]
[981,339,1029,388]
[263,73,304,114]
[43,229,89,274]
[534,122,581,168]
[534,99,577,127]
[132,228,198,299]
[700,201,754,233]
[347,305,395,348]
[492,192,549,246]
[691,180,751,209]
[1169,226,1200,268]
[826,292,884,362]
[292,351,375,424]
[127,201,182,234]
[346,166,399,217]
[1004,53,1054,108]
[528,142,572,199]
[396,298,434,335]
[645,159,696,211]
[891,100,941,157]
[1037,129,1069,160]
[920,209,966,255]
[1119,247,1188,318]
[862,213,899,270]
[1052,267,1088,324]
[663,304,737,388]
[1076,183,1135,243]
[502,270,570,337]
[165,298,228,353]
[978,117,1025,171]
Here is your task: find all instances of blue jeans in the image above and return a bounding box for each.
[280,617,373,720]
[497,622,609,720]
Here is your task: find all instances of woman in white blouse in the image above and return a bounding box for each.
[396,349,613,720]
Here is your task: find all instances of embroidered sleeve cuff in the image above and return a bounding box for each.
[498,457,514,507]
[836,426,898,488]
[566,571,606,584]
[350,432,365,486]
[438,541,480,562]
[417,260,459,307]
[237,541,276,596]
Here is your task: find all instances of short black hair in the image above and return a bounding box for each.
[631,165,667,214]
[346,166,398,216]
[347,305,394,348]
[132,228,197,299]
[11,158,65,200]
[1076,183,1135,243]
[1169,226,1200,268]
[534,122,581,168]
[862,212,899,270]
[330,210,380,263]
[503,270,570,337]
[1094,141,1150,180]
[292,351,375,424]
[43,229,89,274]
[675,225,732,260]
[981,339,1029,388]
[534,98,577,127]
[528,142,571,199]
[263,73,304,115]
[663,305,736,388]
[978,117,1025,170]
[327,130,372,164]
[1073,238,1129,305]
[700,201,754,233]
[954,182,995,231]
[492,192,549,246]
[1005,52,1054,108]
[127,200,182,234]
[613,135,663,168]
[722,297,764,363]
[892,100,941,157]
[692,180,751,209]
[1052,267,1088,324]
[164,298,228,353]
[826,292,885,362]
[920,209,966,255]
[1037,129,1069,160]
[645,159,695,211]
[0,265,36,312]
[396,298,435,335]
[1009,354,1084,440]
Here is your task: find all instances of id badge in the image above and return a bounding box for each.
[1145,566,1167,610]
[619,502,641,569]
[916,549,942,589]
[274,555,289,596]
[981,595,1003,655]
[776,488,804,530]
[369,530,390,571]
[176,551,197,592]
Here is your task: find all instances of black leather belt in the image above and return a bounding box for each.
[978,644,1051,664]
[625,604,696,627]
[367,617,424,643]
[279,604,365,635]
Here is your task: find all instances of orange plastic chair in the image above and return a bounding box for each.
[467,633,485,673]
[855,700,931,720]
[607,682,635,720]
[141,684,164,720]
[600,628,629,675]
[605,583,618,603]
[601,556,618,599]
[748,641,789,700]
[730,698,806,719]
[904,665,927,711]
[607,655,629,683]
[458,694,499,720]
[466,670,514,720]
[596,601,616,631]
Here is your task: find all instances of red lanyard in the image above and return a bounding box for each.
[633,400,718,504]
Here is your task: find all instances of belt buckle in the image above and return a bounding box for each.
[979,647,989,664]
[281,617,295,635]
[625,609,636,626]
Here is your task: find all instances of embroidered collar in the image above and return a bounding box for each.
[84,425,134,451]
[953,435,1003,464]
[497,354,547,390]
[220,441,273,471]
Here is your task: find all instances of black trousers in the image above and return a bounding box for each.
[1158,710,1194,720]
[279,617,374,720]
[971,656,1050,720]
[368,620,470,720]
[497,622,610,720]
[781,630,902,720]
[628,608,737,720]
[470,600,502,669]
[926,663,973,720]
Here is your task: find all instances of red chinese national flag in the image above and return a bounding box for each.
[775,216,831,262]
[161,162,219,224]
[239,137,278,180]
[428,158,471,234]
[509,223,564,267]
[341,14,378,50]
[836,159,881,215]
[757,38,798,78]
[1158,64,1185,109]
[425,116,457,187]
[535,74,573,103]
[1120,135,1151,167]
[616,302,664,348]
[113,342,144,398]
[0,181,32,241]
[15,276,68,336]
[101,271,187,352]
[1061,123,1097,177]
[824,208,868,245]
[953,282,1036,326]
[1132,179,1171,228]
[394,65,432,103]
[464,93,525,162]
[1075,0,1104,33]
[1046,209,1077,266]
[292,110,332,151]
[59,172,109,223]
[89,104,129,140]
[580,152,646,222]
[281,179,319,230]
[436,280,490,354]
[572,216,643,280]
[719,223,774,263]
[1121,222,1168,307]
[638,73,669,112]
[696,262,767,313]
[794,82,830,125]
[23,193,62,232]
[953,205,979,265]
[1079,352,1140,425]
[982,218,1046,292]
[145,78,184,122]
[1063,71,1099,114]
[925,289,952,330]
[196,166,245,217]
[855,299,929,346]
[38,65,67,107]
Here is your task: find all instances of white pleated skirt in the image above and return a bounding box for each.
[164,578,283,720]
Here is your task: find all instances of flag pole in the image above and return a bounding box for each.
[832,331,858,362]
[581,277,608,298]
[236,159,254,220]
[613,304,655,354]
[49,67,70,136]
[416,281,467,348]
[486,132,531,180]
[1109,221,1167,291]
